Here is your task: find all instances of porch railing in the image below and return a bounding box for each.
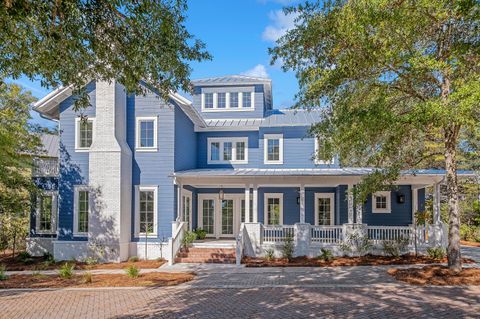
[168,221,186,265]
[311,225,343,244]
[366,226,412,245]
[263,225,294,243]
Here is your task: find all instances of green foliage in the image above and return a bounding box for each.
[83,257,98,265]
[82,272,93,284]
[340,233,372,257]
[17,251,31,261]
[281,235,295,261]
[382,237,410,257]
[318,248,334,262]
[0,1,211,110]
[0,265,7,281]
[264,248,275,261]
[128,256,140,263]
[182,231,197,248]
[426,247,446,259]
[460,225,480,242]
[58,263,74,279]
[194,228,207,240]
[414,211,432,226]
[125,265,140,279]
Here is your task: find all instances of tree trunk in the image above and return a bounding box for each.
[445,125,462,272]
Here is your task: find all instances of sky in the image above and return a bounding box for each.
[13,0,300,129]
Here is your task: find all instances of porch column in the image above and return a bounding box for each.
[433,182,441,224]
[347,184,354,224]
[355,202,363,224]
[252,185,258,223]
[412,187,418,222]
[244,185,251,223]
[299,184,305,223]
[177,183,183,222]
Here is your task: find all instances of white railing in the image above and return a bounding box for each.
[262,224,295,243]
[32,158,58,177]
[168,221,186,265]
[367,226,412,245]
[311,225,343,244]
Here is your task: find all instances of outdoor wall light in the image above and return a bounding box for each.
[297,196,300,205]
[219,188,225,200]
[397,193,405,204]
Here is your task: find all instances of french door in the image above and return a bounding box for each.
[314,193,335,225]
[198,194,241,238]
[182,190,193,231]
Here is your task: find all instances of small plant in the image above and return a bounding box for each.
[125,265,140,278]
[17,251,31,261]
[194,228,207,240]
[82,272,93,284]
[340,233,372,257]
[32,271,47,280]
[128,256,140,262]
[426,246,446,259]
[182,231,197,248]
[43,252,54,262]
[83,257,98,265]
[281,235,295,261]
[382,236,410,257]
[0,265,7,281]
[58,262,74,279]
[318,248,334,262]
[264,248,275,261]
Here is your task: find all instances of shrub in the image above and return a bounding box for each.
[264,248,275,261]
[426,247,446,259]
[43,252,55,263]
[125,265,140,278]
[17,251,31,261]
[0,265,7,281]
[460,224,480,242]
[194,228,207,240]
[281,235,294,261]
[128,256,140,263]
[58,262,74,279]
[382,236,410,257]
[340,233,372,256]
[83,257,98,265]
[82,272,93,284]
[182,231,197,248]
[318,248,334,262]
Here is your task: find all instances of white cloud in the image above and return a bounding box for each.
[262,10,298,42]
[241,64,269,78]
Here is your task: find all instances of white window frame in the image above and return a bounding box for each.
[182,190,193,231]
[372,191,391,213]
[135,185,158,237]
[35,191,58,234]
[314,137,335,165]
[207,137,249,164]
[201,90,255,112]
[314,193,335,226]
[73,185,91,237]
[135,116,158,152]
[264,134,284,164]
[75,117,95,152]
[264,193,283,225]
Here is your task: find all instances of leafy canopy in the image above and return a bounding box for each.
[0,0,211,109]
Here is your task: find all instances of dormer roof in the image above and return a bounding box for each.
[191,75,272,86]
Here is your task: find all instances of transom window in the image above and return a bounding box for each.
[136,186,158,236]
[208,137,248,164]
[136,117,158,151]
[201,90,254,111]
[75,118,95,151]
[264,134,283,164]
[74,186,90,235]
[264,194,283,225]
[36,192,57,233]
[372,191,391,213]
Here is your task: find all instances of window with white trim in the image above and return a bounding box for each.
[136,186,158,236]
[208,137,248,164]
[136,117,158,151]
[314,193,335,225]
[230,92,239,108]
[314,137,334,165]
[217,92,226,108]
[372,191,391,213]
[264,134,283,164]
[242,92,252,108]
[201,90,254,111]
[36,191,57,233]
[204,93,214,108]
[264,193,283,225]
[74,186,90,236]
[75,118,95,151]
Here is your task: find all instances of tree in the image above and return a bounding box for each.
[271,0,480,272]
[0,0,211,109]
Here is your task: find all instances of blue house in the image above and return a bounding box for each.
[29,76,457,263]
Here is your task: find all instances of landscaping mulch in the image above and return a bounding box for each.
[243,254,476,267]
[461,240,480,248]
[388,266,480,286]
[0,272,195,289]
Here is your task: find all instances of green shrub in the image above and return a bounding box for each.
[340,233,372,256]
[125,265,140,278]
[382,236,410,257]
[83,257,98,265]
[318,248,334,262]
[0,265,7,281]
[426,247,446,259]
[460,224,480,242]
[58,262,74,279]
[281,235,294,261]
[43,252,54,262]
[82,272,93,284]
[194,228,207,240]
[264,248,275,261]
[17,251,31,261]
[128,256,140,262]
[182,231,197,248]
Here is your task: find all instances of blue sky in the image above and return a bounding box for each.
[14,0,300,129]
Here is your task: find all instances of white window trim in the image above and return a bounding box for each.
[201,91,255,112]
[372,191,391,213]
[207,137,249,164]
[35,191,58,234]
[182,189,193,231]
[264,134,284,164]
[314,193,335,226]
[135,116,158,152]
[135,185,158,237]
[264,193,284,225]
[314,138,335,165]
[75,117,95,152]
[73,185,91,237]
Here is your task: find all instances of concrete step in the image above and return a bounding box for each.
[174,257,236,264]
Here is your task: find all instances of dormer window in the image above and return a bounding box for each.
[230,92,239,108]
[242,92,252,108]
[217,93,226,108]
[204,93,214,109]
[201,89,254,111]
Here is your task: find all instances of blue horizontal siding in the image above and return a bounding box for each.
[362,185,413,226]
[258,187,300,225]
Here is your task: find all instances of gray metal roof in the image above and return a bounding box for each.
[192,75,272,86]
[204,118,264,128]
[261,109,323,127]
[39,134,59,158]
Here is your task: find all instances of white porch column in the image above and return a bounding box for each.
[244,185,251,223]
[177,183,183,222]
[252,185,258,223]
[433,182,441,224]
[412,187,418,222]
[355,202,363,224]
[299,184,305,223]
[347,184,354,224]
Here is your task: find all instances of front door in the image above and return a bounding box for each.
[199,196,216,237]
[314,193,335,225]
[198,194,241,238]
[220,199,234,237]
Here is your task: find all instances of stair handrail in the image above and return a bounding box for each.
[236,223,247,266]
[168,221,186,266]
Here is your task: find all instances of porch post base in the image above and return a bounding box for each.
[294,223,310,257]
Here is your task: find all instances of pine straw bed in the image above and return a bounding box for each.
[388,266,480,285]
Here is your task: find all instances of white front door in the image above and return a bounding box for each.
[314,193,335,225]
[199,195,216,236]
[198,194,242,238]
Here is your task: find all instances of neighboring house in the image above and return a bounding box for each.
[28,76,471,263]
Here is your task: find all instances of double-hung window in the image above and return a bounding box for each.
[230,92,239,108]
[264,134,283,164]
[264,193,283,225]
[136,117,158,151]
[208,138,248,164]
[136,186,158,236]
[242,92,252,108]
[36,191,57,233]
[74,186,90,236]
[217,93,226,108]
[372,191,391,213]
[75,117,95,151]
[201,90,254,111]
[204,93,214,108]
